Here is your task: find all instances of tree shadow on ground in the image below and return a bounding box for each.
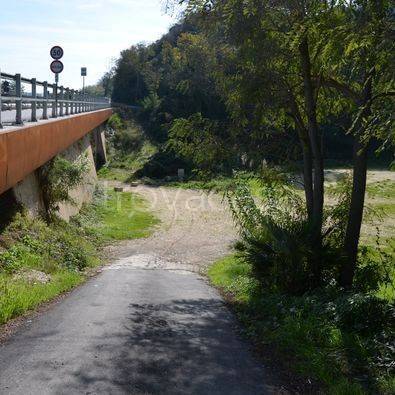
[68,298,270,394]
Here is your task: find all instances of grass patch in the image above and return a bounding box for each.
[166,177,232,191]
[97,166,131,182]
[0,271,82,325]
[78,190,159,240]
[367,180,395,200]
[208,255,395,395]
[165,175,264,198]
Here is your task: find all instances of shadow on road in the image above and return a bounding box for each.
[69,298,268,394]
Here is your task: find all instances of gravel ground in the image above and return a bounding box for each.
[106,183,238,273]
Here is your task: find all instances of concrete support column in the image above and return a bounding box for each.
[92,125,107,169]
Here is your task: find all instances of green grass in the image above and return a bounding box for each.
[165,176,265,198]
[79,190,159,240]
[97,166,131,182]
[367,180,395,199]
[0,271,82,325]
[208,255,395,395]
[0,188,158,326]
[165,177,232,191]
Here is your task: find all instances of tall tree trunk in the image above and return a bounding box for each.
[340,77,373,288]
[340,138,368,288]
[289,93,314,220]
[299,35,324,283]
[302,143,314,220]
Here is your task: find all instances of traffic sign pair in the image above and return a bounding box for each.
[50,46,64,74]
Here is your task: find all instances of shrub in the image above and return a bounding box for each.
[226,170,351,294]
[0,213,98,274]
[334,293,394,335]
[40,156,88,217]
[354,242,395,294]
[107,113,124,130]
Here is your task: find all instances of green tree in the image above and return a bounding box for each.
[112,45,150,104]
[317,0,395,287]
[177,0,394,288]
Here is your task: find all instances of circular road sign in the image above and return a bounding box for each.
[50,46,64,60]
[50,60,64,74]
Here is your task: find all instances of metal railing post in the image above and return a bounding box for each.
[43,81,48,120]
[70,90,74,115]
[52,85,57,118]
[31,78,37,122]
[59,86,64,117]
[65,88,70,116]
[74,92,77,113]
[15,74,23,125]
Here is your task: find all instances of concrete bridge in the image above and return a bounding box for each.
[0,71,112,220]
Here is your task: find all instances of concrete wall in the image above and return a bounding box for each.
[13,171,45,217]
[9,124,106,222]
[57,133,98,221]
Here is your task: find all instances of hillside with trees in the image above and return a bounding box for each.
[97,1,394,392]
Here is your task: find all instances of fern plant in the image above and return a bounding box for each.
[226,170,353,294]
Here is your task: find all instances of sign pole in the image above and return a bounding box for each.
[50,45,64,118]
[55,73,59,117]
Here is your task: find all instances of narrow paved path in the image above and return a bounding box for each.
[0,186,273,394]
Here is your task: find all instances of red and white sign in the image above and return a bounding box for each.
[50,60,64,74]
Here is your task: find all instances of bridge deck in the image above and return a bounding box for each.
[0,109,112,195]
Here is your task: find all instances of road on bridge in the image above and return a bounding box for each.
[0,185,275,395]
[1,108,71,125]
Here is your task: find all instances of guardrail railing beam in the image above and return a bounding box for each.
[0,70,110,127]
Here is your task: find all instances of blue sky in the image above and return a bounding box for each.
[0,0,177,89]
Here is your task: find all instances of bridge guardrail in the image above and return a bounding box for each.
[0,70,111,128]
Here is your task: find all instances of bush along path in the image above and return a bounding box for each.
[206,172,395,395]
[0,186,158,328]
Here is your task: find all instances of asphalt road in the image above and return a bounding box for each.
[0,260,269,394]
[1,108,47,124]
